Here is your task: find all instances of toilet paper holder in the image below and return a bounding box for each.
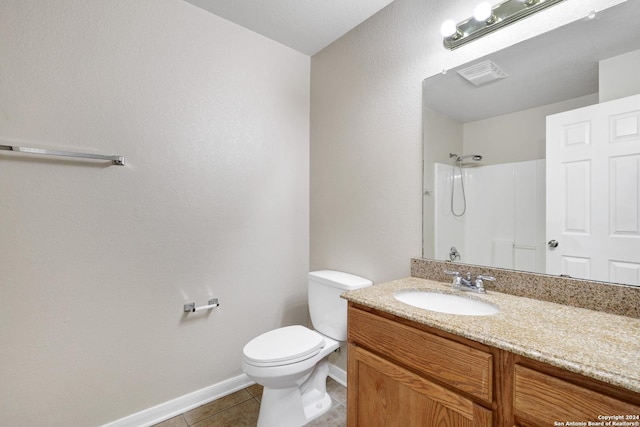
[184,298,220,313]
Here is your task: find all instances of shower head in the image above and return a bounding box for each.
[458,154,483,161]
[453,154,483,162]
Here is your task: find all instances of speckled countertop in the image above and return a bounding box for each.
[342,277,640,394]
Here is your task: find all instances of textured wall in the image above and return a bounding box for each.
[310,0,626,370]
[310,0,626,282]
[600,48,640,102]
[0,1,309,425]
[463,94,598,165]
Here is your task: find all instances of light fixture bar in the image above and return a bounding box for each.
[443,0,566,50]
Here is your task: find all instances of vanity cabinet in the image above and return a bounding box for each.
[347,304,496,426]
[347,303,640,427]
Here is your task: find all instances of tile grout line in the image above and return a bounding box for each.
[186,394,260,426]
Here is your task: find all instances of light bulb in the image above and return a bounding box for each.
[474,2,493,22]
[440,19,458,37]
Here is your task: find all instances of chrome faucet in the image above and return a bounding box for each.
[444,270,495,294]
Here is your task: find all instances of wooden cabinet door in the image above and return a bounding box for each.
[514,365,640,426]
[348,343,493,427]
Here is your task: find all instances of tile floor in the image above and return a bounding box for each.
[152,377,347,427]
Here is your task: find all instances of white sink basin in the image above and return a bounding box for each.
[394,291,499,316]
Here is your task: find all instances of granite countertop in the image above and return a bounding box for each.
[342,277,640,393]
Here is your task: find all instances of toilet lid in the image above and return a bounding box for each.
[243,325,325,366]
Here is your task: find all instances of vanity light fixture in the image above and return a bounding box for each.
[440,19,462,40]
[474,2,496,25]
[441,0,566,50]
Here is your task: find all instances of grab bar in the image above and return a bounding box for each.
[0,144,125,166]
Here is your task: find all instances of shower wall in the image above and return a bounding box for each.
[434,160,545,273]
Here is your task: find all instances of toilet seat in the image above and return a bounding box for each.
[243,325,325,367]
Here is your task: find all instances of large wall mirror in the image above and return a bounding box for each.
[423,1,640,287]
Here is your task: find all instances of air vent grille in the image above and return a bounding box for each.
[457,60,508,86]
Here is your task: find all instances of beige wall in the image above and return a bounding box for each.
[0,1,309,425]
[463,94,598,165]
[0,0,630,424]
[310,0,626,370]
[310,0,626,282]
[600,48,640,102]
[422,109,463,259]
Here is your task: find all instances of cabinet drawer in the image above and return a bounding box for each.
[514,365,640,424]
[348,306,493,403]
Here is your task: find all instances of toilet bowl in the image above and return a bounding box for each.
[241,270,372,427]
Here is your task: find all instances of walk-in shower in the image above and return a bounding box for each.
[449,153,483,217]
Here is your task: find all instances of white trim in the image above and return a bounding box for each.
[328,363,347,387]
[101,374,254,427]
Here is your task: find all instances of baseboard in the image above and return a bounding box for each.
[101,374,254,427]
[328,363,347,387]
[102,363,346,427]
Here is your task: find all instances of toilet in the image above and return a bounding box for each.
[241,270,372,427]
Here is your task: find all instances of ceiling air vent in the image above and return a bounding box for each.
[457,60,508,87]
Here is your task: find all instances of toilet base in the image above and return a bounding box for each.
[256,359,333,427]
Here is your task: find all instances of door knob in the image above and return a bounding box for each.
[548,239,559,248]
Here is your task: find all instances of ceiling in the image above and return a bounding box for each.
[423,1,640,123]
[184,0,396,56]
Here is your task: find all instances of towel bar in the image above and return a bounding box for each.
[0,144,125,166]
[184,298,220,313]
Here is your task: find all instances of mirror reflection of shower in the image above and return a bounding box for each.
[449,153,483,217]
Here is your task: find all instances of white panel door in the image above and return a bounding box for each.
[546,93,640,285]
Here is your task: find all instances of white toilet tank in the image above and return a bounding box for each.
[308,270,372,341]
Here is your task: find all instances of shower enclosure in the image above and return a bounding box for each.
[434,159,546,273]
